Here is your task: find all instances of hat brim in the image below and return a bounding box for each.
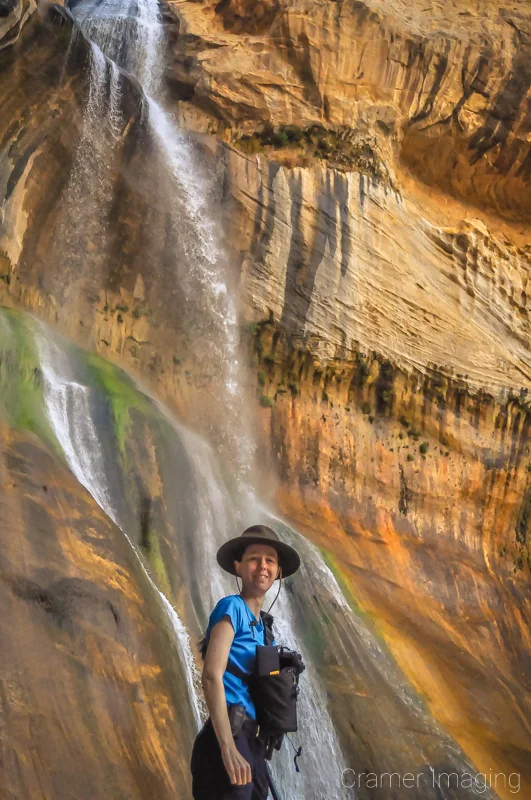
[216,535,300,579]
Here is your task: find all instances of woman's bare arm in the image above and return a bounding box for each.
[202,618,252,785]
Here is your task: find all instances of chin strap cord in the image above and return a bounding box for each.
[266,567,282,614]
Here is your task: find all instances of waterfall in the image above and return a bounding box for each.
[145,96,254,479]
[73,0,163,93]
[34,316,350,798]
[35,325,120,525]
[37,0,501,794]
[159,591,205,729]
[51,39,124,298]
[34,321,205,734]
[71,0,255,487]
[15,305,497,799]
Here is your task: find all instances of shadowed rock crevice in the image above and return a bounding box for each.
[0,0,18,17]
[214,0,279,34]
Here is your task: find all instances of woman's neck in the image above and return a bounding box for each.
[239,591,264,622]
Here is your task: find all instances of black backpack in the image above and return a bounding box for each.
[224,611,305,738]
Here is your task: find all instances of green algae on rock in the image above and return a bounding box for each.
[0,308,59,451]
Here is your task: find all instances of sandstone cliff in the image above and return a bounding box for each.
[0,418,194,798]
[1,0,531,798]
[160,1,531,793]
[165,0,531,224]
[0,0,34,50]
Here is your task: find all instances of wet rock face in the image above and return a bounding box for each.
[0,421,194,799]
[244,317,531,796]
[0,0,33,48]
[0,3,143,276]
[1,0,531,795]
[0,4,237,442]
[0,0,19,18]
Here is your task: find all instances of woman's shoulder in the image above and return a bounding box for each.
[208,594,244,632]
[212,593,242,611]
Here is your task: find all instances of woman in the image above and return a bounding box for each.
[190,524,301,800]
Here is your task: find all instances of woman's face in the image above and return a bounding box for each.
[234,544,280,594]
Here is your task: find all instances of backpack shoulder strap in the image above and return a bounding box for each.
[225,662,250,683]
[224,613,275,682]
[260,610,275,646]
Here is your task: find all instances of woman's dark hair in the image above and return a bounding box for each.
[198,635,208,661]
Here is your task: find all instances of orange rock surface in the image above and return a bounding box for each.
[0,420,194,798]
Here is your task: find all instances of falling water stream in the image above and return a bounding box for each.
[0,299,499,798]
[32,316,348,799]
[28,314,496,799]
[35,325,205,731]
[19,0,502,795]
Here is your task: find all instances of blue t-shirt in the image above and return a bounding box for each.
[205,594,276,720]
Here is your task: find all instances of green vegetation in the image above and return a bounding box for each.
[361,401,371,414]
[516,491,531,547]
[407,453,415,461]
[234,123,387,178]
[140,526,173,600]
[55,19,73,48]
[419,442,429,455]
[260,395,273,408]
[87,352,151,453]
[258,370,266,387]
[0,310,59,452]
[0,309,181,605]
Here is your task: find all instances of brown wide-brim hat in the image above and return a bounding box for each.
[216,525,301,579]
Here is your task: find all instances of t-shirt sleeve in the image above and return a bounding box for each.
[207,595,242,637]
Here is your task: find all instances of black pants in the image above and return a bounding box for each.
[190,717,269,800]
